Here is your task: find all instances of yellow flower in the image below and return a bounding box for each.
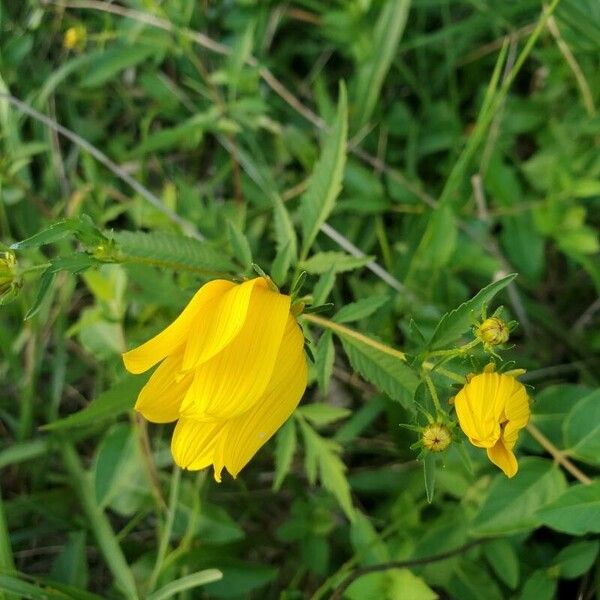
[454,371,530,478]
[63,26,85,50]
[123,277,308,481]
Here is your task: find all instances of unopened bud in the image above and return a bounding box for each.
[476,317,509,346]
[64,26,85,50]
[422,423,452,453]
[0,251,17,295]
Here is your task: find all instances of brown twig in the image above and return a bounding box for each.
[330,539,485,600]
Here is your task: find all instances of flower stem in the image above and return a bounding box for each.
[148,465,181,592]
[301,313,406,361]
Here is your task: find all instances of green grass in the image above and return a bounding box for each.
[1,1,599,598]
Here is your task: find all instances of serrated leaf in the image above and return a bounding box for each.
[300,82,348,257]
[226,220,253,269]
[42,375,147,430]
[337,333,418,409]
[333,295,389,324]
[299,419,354,519]
[11,219,78,249]
[273,198,297,262]
[314,331,335,394]
[428,273,517,350]
[298,404,351,427]
[299,251,372,275]
[273,419,297,492]
[111,230,236,274]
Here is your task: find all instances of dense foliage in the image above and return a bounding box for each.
[1,1,599,599]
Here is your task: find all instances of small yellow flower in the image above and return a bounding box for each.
[123,277,308,481]
[476,317,509,346]
[454,371,530,478]
[64,26,85,50]
[422,423,452,452]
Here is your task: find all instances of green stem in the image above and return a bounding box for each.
[425,339,480,359]
[422,371,443,414]
[0,487,15,600]
[60,442,139,600]
[148,466,181,593]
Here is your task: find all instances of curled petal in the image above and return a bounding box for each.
[222,316,308,479]
[171,417,226,471]
[182,278,266,371]
[486,438,518,478]
[134,352,191,423]
[122,279,235,374]
[180,284,291,420]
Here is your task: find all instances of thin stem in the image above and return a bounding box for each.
[0,487,15,600]
[301,314,406,361]
[148,466,182,592]
[330,539,485,600]
[422,371,443,414]
[526,423,592,485]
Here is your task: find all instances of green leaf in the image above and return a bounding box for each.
[428,273,517,350]
[226,220,253,269]
[337,333,419,409]
[298,404,351,427]
[111,230,236,274]
[0,574,102,600]
[483,539,519,590]
[24,269,55,320]
[42,375,147,431]
[519,570,556,600]
[537,481,600,535]
[314,331,335,394]
[471,457,567,536]
[10,219,78,249]
[79,46,157,88]
[298,419,354,519]
[273,419,297,492]
[352,0,411,129]
[312,268,336,305]
[552,540,599,579]
[563,388,600,465]
[271,241,293,287]
[300,82,348,257]
[300,251,372,275]
[273,197,297,262]
[333,295,389,324]
[423,454,436,504]
[147,570,223,600]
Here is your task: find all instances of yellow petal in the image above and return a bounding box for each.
[501,376,530,449]
[180,283,291,420]
[486,438,518,478]
[134,352,191,423]
[454,373,502,448]
[182,278,267,371]
[222,316,307,479]
[170,417,226,470]
[122,279,235,374]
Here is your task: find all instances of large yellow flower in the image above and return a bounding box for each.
[123,277,308,481]
[454,371,530,478]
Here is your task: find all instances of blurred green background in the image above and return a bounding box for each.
[0,1,599,598]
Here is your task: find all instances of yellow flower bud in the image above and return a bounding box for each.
[0,251,17,295]
[476,317,509,346]
[422,423,452,453]
[64,27,85,50]
[123,277,308,482]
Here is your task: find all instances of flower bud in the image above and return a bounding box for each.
[0,251,17,295]
[422,423,452,453]
[64,26,85,50]
[476,317,509,346]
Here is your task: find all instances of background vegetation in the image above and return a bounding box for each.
[0,0,599,598]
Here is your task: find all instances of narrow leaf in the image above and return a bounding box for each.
[300,82,348,257]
